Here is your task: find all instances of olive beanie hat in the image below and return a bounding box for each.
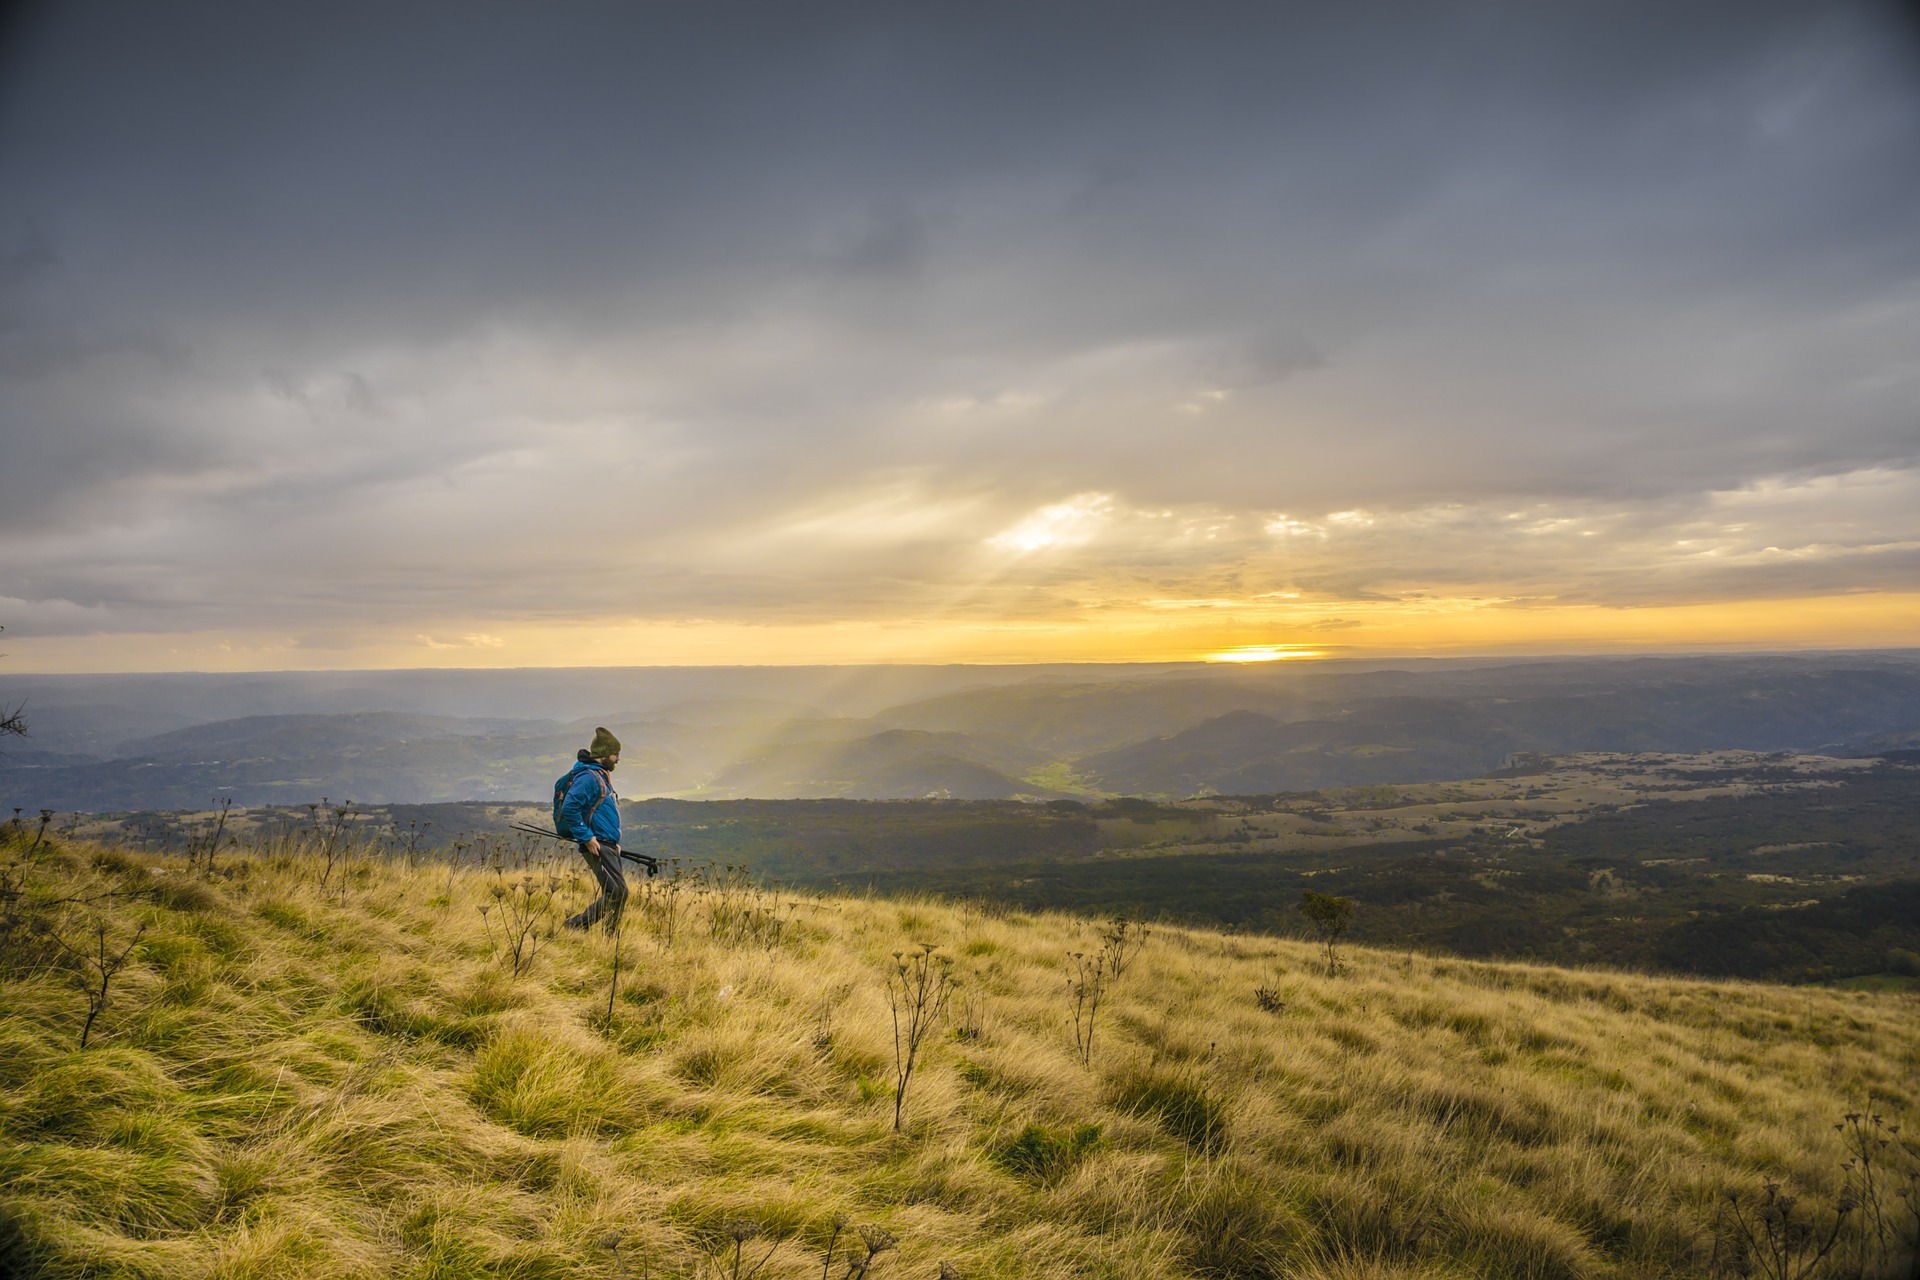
[588,726,621,759]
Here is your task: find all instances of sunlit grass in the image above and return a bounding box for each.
[1,831,1916,1278]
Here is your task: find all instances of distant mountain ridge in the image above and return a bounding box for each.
[114,712,549,760]
[1083,668,1920,795]
[4,653,1918,809]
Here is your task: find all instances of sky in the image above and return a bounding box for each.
[1,1,1918,672]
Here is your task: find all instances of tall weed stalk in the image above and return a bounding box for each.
[886,943,954,1131]
[47,915,147,1049]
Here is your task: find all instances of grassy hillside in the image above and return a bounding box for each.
[2,831,1917,1279]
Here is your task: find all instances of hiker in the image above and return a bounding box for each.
[558,726,627,931]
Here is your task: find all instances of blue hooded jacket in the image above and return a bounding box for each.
[557,759,621,846]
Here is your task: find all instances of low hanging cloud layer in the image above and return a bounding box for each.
[2,2,1917,669]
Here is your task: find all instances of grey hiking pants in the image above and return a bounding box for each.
[566,841,628,931]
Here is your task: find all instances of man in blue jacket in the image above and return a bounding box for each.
[559,726,627,931]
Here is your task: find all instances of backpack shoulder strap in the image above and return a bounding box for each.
[583,768,613,828]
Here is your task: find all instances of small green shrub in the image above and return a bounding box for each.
[450,970,522,1017]
[88,848,143,877]
[990,1122,1101,1182]
[677,1043,730,1087]
[187,915,246,957]
[339,975,428,1041]
[151,875,222,914]
[593,1005,671,1053]
[254,901,310,933]
[1108,1066,1228,1153]
[954,1059,994,1090]
[135,928,207,975]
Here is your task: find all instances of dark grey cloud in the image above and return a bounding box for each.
[1,1,1917,657]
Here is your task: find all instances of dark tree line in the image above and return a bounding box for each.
[2,625,21,742]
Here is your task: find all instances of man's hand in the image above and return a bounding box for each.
[584,837,601,857]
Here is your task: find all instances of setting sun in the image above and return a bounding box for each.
[1202,645,1327,663]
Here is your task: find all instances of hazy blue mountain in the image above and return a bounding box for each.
[0,735,566,811]
[1839,727,1920,756]
[563,713,887,780]
[114,712,548,760]
[1079,666,1920,796]
[1081,703,1522,796]
[708,729,1055,800]
[0,664,1189,757]
[5,653,1920,810]
[870,675,1326,756]
[639,697,831,726]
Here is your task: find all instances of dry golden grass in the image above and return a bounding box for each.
[1,834,1916,1279]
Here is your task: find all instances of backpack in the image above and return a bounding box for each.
[552,764,613,840]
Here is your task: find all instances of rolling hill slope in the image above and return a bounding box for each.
[1076,664,1920,796]
[1,832,1915,1279]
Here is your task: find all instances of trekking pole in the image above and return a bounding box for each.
[509,822,660,877]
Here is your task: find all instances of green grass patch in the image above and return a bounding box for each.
[989,1121,1101,1182]
[1107,1065,1229,1153]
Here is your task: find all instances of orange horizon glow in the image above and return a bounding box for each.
[3,589,1916,674]
[1203,645,1328,663]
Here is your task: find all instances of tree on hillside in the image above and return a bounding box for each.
[1299,889,1355,977]
[1,628,23,744]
